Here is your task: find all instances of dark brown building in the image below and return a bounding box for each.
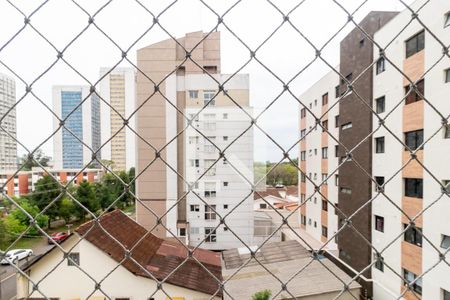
[337,11,398,297]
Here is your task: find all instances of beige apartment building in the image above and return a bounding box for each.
[99,67,136,171]
[136,32,254,250]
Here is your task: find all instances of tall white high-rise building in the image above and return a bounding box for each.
[53,86,101,169]
[0,73,17,170]
[99,68,136,171]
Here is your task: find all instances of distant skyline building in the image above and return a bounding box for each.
[0,73,17,170]
[53,86,101,169]
[99,67,136,171]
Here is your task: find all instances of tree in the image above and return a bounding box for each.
[95,181,113,211]
[129,167,136,195]
[252,290,271,300]
[74,180,99,220]
[5,199,49,236]
[58,198,76,223]
[32,175,63,227]
[0,219,7,248]
[19,149,51,171]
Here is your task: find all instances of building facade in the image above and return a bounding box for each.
[298,11,399,297]
[136,32,254,250]
[0,168,103,198]
[0,73,17,170]
[372,1,450,299]
[298,69,340,252]
[53,86,101,169]
[99,67,136,171]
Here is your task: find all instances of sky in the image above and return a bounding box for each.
[0,0,413,163]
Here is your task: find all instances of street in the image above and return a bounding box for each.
[0,238,53,300]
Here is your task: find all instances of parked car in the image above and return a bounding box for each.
[48,232,69,244]
[0,249,33,265]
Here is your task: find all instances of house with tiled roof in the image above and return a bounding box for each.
[17,210,222,300]
[254,185,299,211]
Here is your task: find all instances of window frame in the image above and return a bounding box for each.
[375,96,385,113]
[445,12,450,28]
[204,205,217,220]
[404,79,425,105]
[404,129,424,150]
[322,200,328,211]
[405,30,425,58]
[376,57,386,75]
[445,68,450,83]
[403,268,422,295]
[341,122,352,130]
[68,252,80,266]
[441,234,450,249]
[321,225,328,238]
[404,178,423,198]
[375,215,384,232]
[403,224,423,247]
[205,227,217,243]
[375,137,385,153]
[190,204,200,212]
[321,147,328,159]
[322,93,328,106]
[188,90,199,98]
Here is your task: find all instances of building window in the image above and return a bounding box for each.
[223,113,228,119]
[443,180,450,194]
[301,151,306,161]
[446,69,450,83]
[322,120,328,132]
[405,30,425,58]
[441,235,450,249]
[190,204,200,212]
[314,99,317,106]
[359,38,365,48]
[204,205,217,220]
[314,149,317,156]
[259,203,267,209]
[404,178,423,198]
[301,108,306,118]
[375,215,384,232]
[404,224,423,247]
[203,90,216,106]
[405,79,425,104]
[375,96,385,113]
[314,221,317,228]
[341,122,352,130]
[334,115,339,128]
[301,215,307,225]
[191,159,200,168]
[403,269,422,295]
[189,90,199,98]
[322,200,328,211]
[301,173,306,183]
[321,147,328,159]
[205,228,217,243]
[374,254,384,272]
[301,194,306,203]
[223,181,228,187]
[443,289,450,300]
[322,226,328,237]
[300,129,306,138]
[223,136,228,141]
[375,176,385,192]
[446,12,450,27]
[376,57,386,74]
[335,175,339,186]
[335,145,339,157]
[223,204,228,209]
[322,93,328,106]
[375,137,385,153]
[179,228,186,237]
[335,85,340,98]
[204,182,216,197]
[68,253,80,266]
[404,129,424,150]
[322,173,328,184]
[340,187,352,195]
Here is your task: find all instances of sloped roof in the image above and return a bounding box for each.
[76,210,222,296]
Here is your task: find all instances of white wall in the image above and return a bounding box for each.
[18,235,219,300]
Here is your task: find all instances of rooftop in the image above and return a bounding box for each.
[222,240,360,299]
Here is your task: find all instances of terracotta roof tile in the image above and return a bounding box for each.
[76,210,222,296]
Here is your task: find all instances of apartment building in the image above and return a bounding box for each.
[99,67,136,171]
[0,168,103,197]
[298,11,398,297]
[299,70,340,251]
[0,73,17,170]
[371,1,450,299]
[53,86,101,169]
[136,32,254,250]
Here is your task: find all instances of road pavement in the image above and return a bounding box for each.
[0,238,53,300]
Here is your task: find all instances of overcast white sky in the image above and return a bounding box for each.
[0,0,412,162]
